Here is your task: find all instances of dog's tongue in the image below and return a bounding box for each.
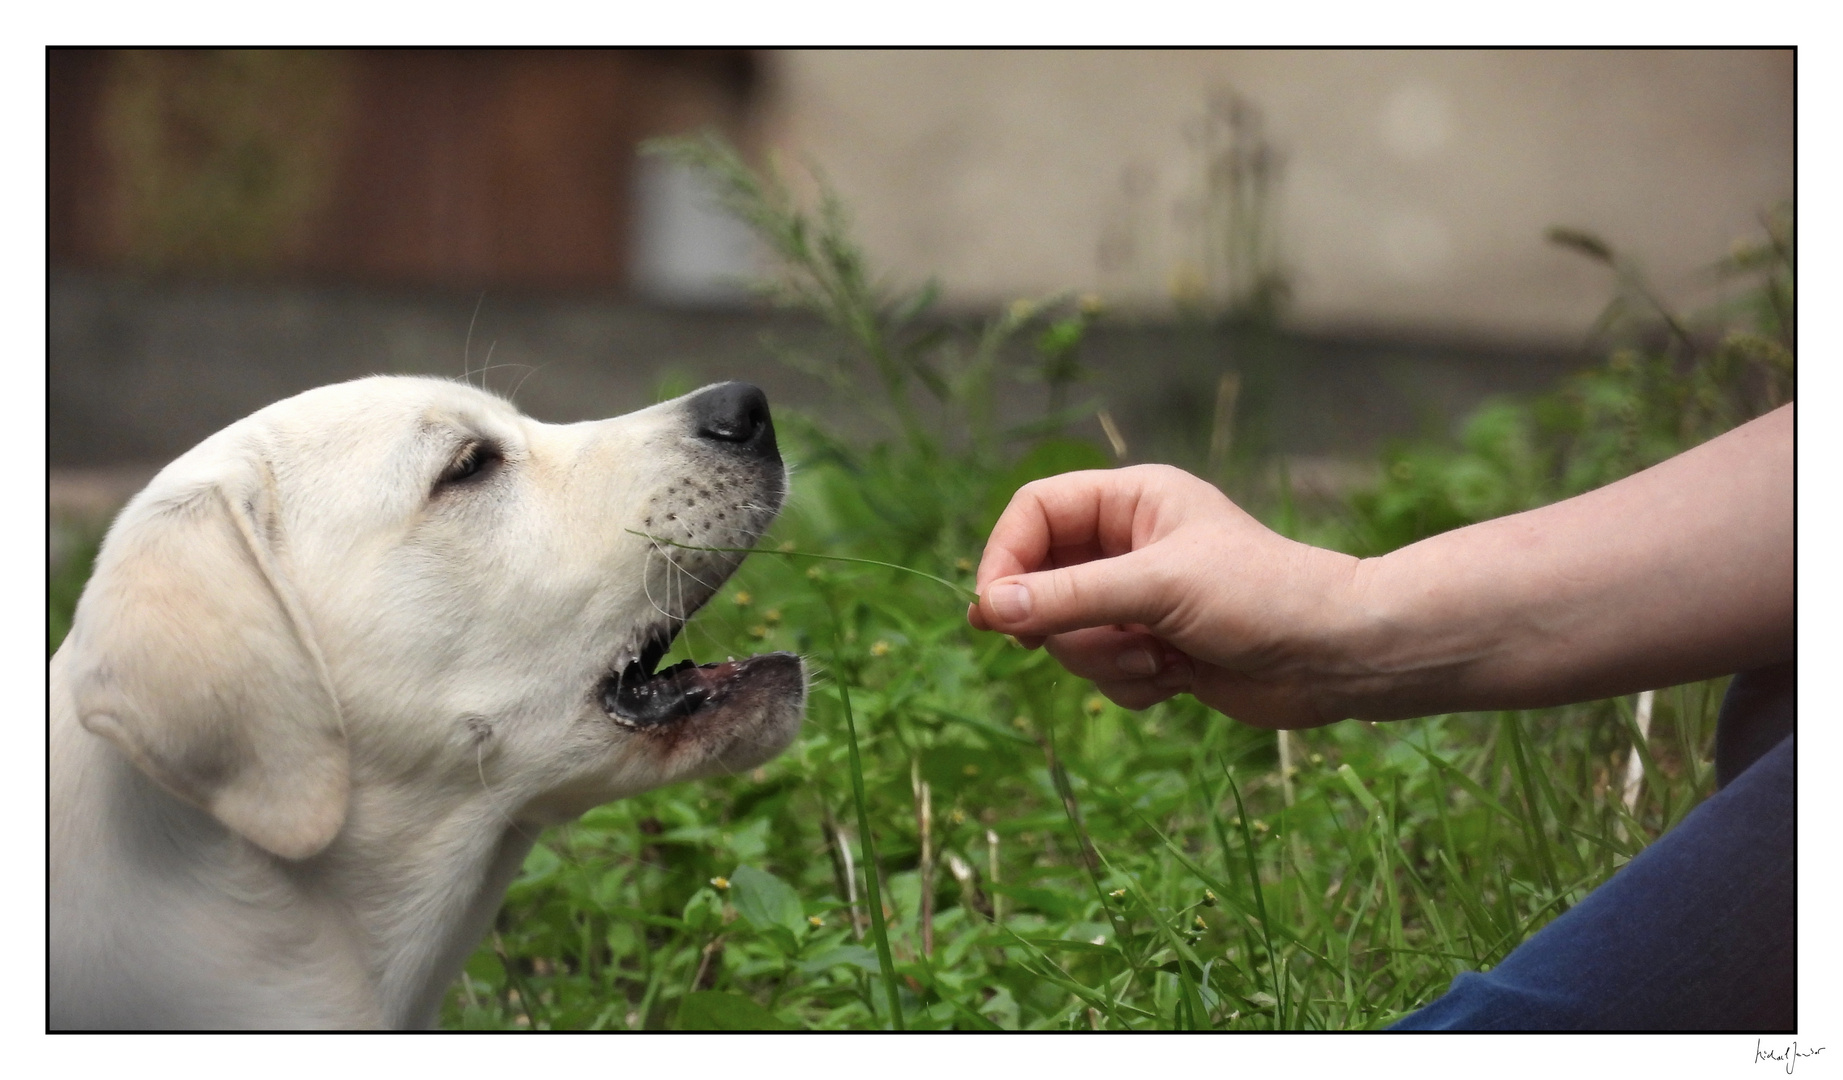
[605,658,741,728]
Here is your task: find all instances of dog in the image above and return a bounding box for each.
[49,376,806,1029]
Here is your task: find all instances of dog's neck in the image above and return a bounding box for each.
[49,654,537,1030]
[312,779,540,1028]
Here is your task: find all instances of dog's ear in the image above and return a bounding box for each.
[67,469,350,860]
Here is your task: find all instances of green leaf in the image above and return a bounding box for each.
[1336,764,1382,817]
[797,945,883,975]
[1036,316,1085,358]
[681,887,724,935]
[677,991,797,1031]
[729,864,807,938]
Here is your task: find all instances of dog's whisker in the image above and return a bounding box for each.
[475,740,540,847]
[507,361,550,405]
[640,548,679,623]
[461,291,486,389]
[649,539,723,597]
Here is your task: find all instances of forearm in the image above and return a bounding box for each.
[1323,404,1793,720]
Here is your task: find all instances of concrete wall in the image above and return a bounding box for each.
[49,273,1577,472]
[763,49,1793,342]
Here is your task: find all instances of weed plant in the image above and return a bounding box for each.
[46,135,1791,1030]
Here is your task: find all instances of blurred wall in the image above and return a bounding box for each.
[49,48,761,290]
[51,49,1793,342]
[48,49,1792,478]
[762,49,1794,341]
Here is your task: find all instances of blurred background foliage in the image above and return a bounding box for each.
[1350,207,1793,555]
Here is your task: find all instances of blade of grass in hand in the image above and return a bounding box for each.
[626,530,980,604]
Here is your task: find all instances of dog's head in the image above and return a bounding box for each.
[61,376,806,859]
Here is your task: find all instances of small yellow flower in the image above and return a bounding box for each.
[1108,888,1127,900]
[1193,915,1208,930]
[1309,752,1325,765]
[1084,695,1106,716]
[749,625,769,640]
[1012,716,1032,731]
[1252,819,1270,834]
[1090,934,1107,946]
[778,541,796,552]
[764,608,782,624]
[1203,889,1218,907]
[870,640,891,657]
[949,808,966,825]
[732,590,752,607]
[806,567,823,581]
[962,764,979,777]
[808,915,825,928]
[955,557,974,572]
[710,876,730,891]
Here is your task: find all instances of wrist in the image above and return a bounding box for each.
[1302,550,1449,722]
[1255,543,1380,723]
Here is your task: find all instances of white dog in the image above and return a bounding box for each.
[49,376,806,1029]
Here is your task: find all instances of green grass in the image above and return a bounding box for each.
[432,440,1727,1030]
[427,146,1785,1030]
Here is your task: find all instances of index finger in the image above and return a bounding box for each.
[975,465,1172,591]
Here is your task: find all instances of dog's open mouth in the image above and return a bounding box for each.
[599,620,796,730]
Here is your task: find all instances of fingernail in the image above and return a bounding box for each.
[1119,648,1159,677]
[988,582,1031,623]
[1154,657,1193,691]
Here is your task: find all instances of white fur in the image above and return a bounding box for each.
[49,376,805,1029]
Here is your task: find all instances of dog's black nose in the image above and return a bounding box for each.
[689,382,778,459]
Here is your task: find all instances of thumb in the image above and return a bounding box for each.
[977,553,1170,638]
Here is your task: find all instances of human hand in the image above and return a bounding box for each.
[967,464,1361,728]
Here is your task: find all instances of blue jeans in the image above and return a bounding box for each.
[1390,662,1795,1031]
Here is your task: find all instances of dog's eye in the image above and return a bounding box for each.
[436,441,503,489]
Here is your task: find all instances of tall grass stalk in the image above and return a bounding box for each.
[836,678,904,1030]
